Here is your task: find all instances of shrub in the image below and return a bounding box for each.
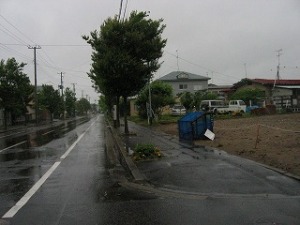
[132,144,162,161]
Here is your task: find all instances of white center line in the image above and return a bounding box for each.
[2,119,96,219]
[0,141,27,153]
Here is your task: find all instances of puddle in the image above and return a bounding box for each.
[0,118,89,162]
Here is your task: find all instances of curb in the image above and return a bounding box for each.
[203,146,300,181]
[105,119,146,182]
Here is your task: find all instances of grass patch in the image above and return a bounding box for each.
[132,143,162,161]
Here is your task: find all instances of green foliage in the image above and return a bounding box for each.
[180,92,194,111]
[232,78,253,90]
[0,58,33,125]
[38,85,62,120]
[133,143,162,161]
[135,80,175,118]
[65,87,76,117]
[76,98,91,116]
[98,95,110,114]
[229,88,265,104]
[83,11,167,133]
[192,91,218,110]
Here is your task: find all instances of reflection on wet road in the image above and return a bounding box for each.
[0,117,88,161]
[0,117,90,217]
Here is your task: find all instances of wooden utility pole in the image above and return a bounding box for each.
[28,45,41,125]
[58,72,65,119]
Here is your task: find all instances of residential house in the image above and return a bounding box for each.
[207,84,233,101]
[157,71,210,95]
[238,79,300,109]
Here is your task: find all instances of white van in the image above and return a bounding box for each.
[200,100,225,113]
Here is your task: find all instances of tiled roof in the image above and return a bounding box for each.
[252,79,300,85]
[157,71,210,81]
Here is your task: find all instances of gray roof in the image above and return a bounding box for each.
[157,71,210,81]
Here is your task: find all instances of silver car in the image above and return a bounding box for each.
[171,105,186,116]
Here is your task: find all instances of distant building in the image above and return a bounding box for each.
[207,84,233,101]
[238,78,300,109]
[157,71,210,95]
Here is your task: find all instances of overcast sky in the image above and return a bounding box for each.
[1,0,299,102]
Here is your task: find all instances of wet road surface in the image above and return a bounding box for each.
[0,115,300,225]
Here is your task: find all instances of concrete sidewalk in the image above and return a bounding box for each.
[110,120,300,197]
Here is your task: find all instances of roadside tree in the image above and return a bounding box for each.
[192,91,218,110]
[65,87,76,117]
[180,92,194,111]
[0,58,33,128]
[76,98,91,116]
[230,88,265,105]
[38,84,62,121]
[136,81,174,119]
[83,11,167,133]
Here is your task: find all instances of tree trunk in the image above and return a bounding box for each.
[123,96,129,134]
[3,109,7,130]
[116,96,120,127]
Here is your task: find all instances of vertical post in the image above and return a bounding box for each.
[72,83,76,117]
[28,45,41,125]
[148,77,152,125]
[58,72,65,120]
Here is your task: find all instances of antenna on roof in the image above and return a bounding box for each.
[176,50,180,71]
[273,49,283,89]
[276,49,283,80]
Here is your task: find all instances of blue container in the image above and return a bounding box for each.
[178,112,214,141]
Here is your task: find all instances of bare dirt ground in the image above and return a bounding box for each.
[154,113,300,177]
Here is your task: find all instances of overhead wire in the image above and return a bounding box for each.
[0,14,35,45]
[164,50,241,82]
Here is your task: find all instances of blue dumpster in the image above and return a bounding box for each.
[178,111,214,141]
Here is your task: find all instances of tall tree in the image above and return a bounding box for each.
[83,11,167,133]
[76,98,91,116]
[0,58,33,128]
[65,87,76,117]
[136,81,174,119]
[38,84,62,121]
[180,92,194,111]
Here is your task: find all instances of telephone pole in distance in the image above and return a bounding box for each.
[28,45,41,125]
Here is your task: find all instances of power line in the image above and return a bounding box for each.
[0,25,28,46]
[164,50,241,81]
[0,14,35,45]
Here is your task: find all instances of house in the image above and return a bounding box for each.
[238,78,300,109]
[157,71,210,95]
[207,84,233,101]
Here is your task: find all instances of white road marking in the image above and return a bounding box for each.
[2,161,61,218]
[0,141,27,153]
[2,119,97,219]
[41,130,55,136]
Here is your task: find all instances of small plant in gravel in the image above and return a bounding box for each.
[132,144,162,161]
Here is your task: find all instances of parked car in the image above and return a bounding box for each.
[171,105,186,116]
[200,100,225,113]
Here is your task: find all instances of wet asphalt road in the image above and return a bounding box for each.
[0,115,300,224]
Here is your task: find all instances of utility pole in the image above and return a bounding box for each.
[58,72,65,119]
[273,49,283,89]
[276,49,283,80]
[176,50,180,71]
[71,83,76,117]
[28,45,41,125]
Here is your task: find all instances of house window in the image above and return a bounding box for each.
[177,73,189,79]
[194,85,203,91]
[179,84,188,90]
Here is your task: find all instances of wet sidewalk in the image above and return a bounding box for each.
[118,121,300,196]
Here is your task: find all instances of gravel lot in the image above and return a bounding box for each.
[154,113,300,177]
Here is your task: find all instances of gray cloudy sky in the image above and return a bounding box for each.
[1,0,299,102]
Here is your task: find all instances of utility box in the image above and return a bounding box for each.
[178,111,214,141]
